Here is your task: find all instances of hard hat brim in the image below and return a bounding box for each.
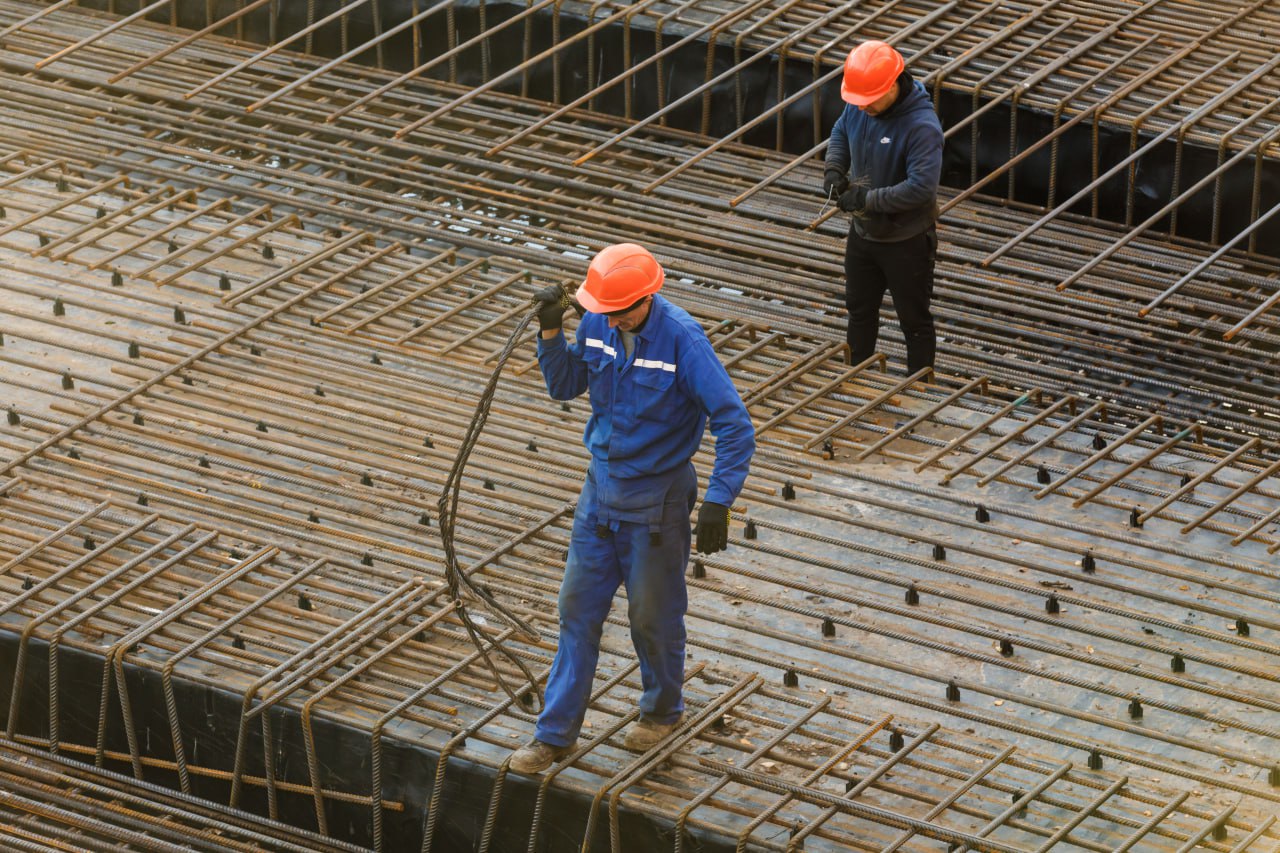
[575,269,664,313]
[841,74,898,106]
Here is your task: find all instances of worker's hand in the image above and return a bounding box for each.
[694,502,730,554]
[533,284,571,332]
[838,185,868,214]
[823,167,849,198]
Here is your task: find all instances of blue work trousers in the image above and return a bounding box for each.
[534,472,695,748]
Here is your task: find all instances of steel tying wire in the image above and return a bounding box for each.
[436,297,557,712]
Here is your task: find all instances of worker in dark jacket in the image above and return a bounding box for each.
[824,40,943,375]
[511,243,755,774]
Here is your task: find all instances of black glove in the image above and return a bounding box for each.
[533,284,571,332]
[823,167,849,198]
[838,184,868,214]
[695,502,730,554]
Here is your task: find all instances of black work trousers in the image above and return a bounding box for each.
[843,226,937,375]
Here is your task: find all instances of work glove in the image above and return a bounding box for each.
[533,284,572,332]
[838,184,868,214]
[823,167,849,198]
[694,502,730,554]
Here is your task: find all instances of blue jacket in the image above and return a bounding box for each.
[825,72,943,242]
[537,295,754,521]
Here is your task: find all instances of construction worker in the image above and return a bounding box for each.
[823,40,943,375]
[510,243,755,774]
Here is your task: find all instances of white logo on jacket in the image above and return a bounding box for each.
[880,136,891,144]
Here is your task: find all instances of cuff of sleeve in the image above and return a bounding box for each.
[704,485,734,508]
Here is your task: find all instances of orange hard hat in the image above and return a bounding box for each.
[840,41,904,106]
[575,243,665,313]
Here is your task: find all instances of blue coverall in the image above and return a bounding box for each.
[534,294,755,748]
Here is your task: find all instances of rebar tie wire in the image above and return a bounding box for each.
[436,303,548,713]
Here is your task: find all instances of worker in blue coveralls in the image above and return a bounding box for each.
[510,243,755,774]
[824,39,943,375]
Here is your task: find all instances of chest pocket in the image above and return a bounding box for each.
[631,366,675,420]
[586,354,613,408]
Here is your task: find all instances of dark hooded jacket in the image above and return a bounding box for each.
[825,70,943,242]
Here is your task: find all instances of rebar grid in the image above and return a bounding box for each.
[0,2,1277,850]
[0,739,367,853]
[0,48,1276,438]
[0,204,1278,847]
[0,479,1269,852]
[7,0,1278,257]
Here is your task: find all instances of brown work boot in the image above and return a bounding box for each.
[509,739,573,774]
[622,715,683,751]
